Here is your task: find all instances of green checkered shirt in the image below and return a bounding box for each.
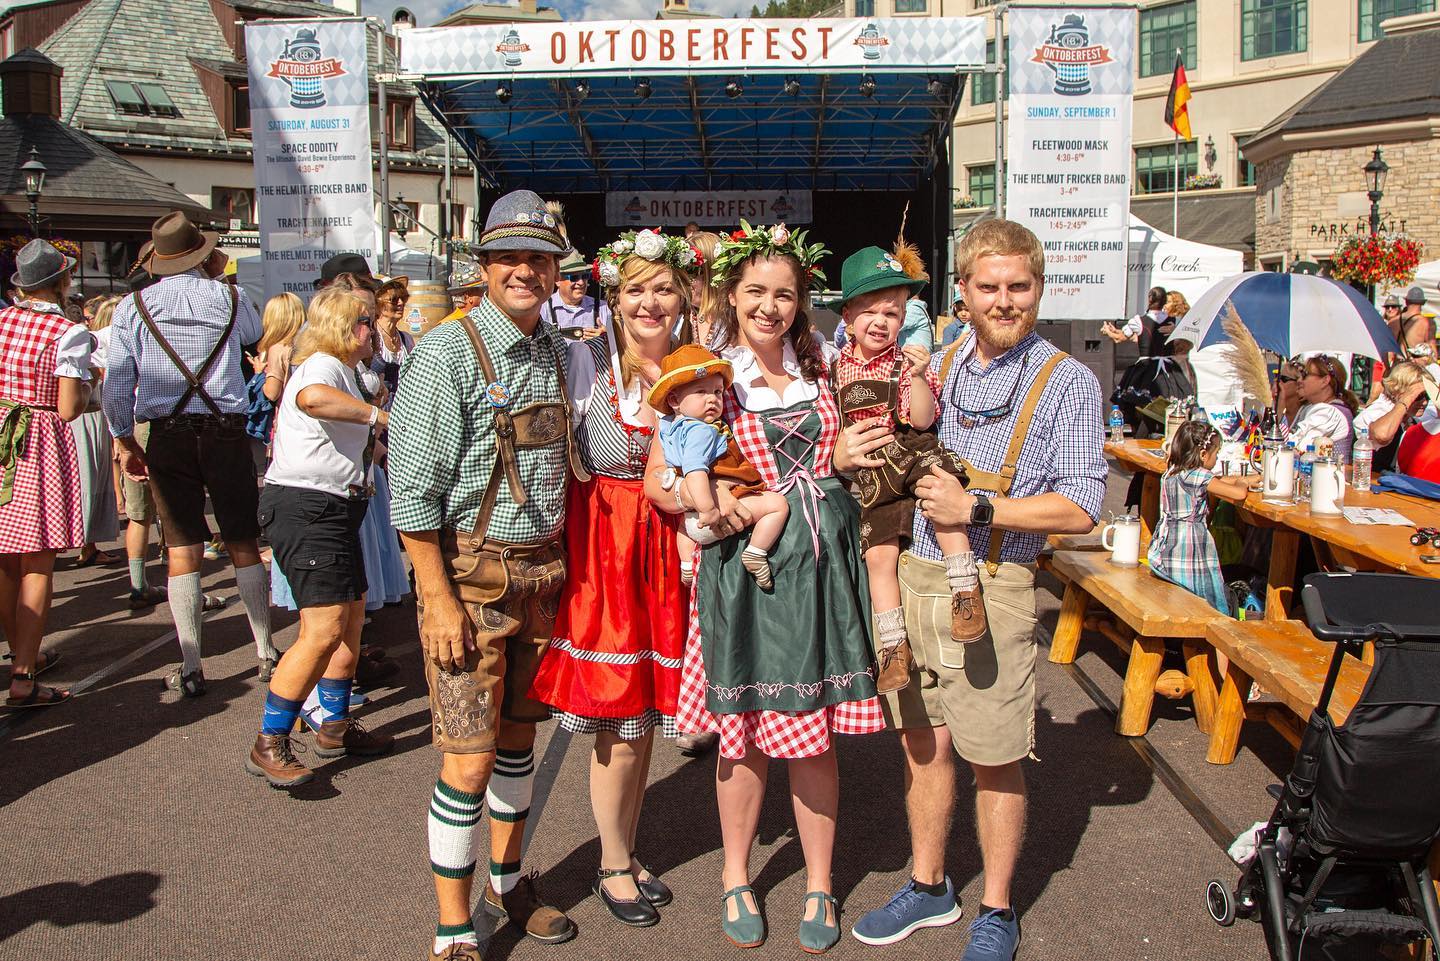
[387,298,572,541]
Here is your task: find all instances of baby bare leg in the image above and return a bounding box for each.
[740,492,789,553]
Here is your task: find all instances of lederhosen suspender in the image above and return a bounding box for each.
[455,316,590,550]
[837,356,907,425]
[936,333,1069,574]
[133,285,239,419]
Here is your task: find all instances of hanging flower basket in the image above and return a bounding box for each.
[1184,173,1222,190]
[1329,233,1425,288]
[3,234,80,258]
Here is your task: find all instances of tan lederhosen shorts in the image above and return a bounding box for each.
[122,422,155,525]
[421,540,565,755]
[879,551,1039,767]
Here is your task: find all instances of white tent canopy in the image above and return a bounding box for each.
[1380,260,1440,311]
[1126,215,1244,317]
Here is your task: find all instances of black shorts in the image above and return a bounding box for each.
[145,415,260,547]
[853,426,968,554]
[258,484,369,609]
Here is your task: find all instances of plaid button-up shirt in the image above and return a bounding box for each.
[833,343,939,430]
[387,298,572,541]
[910,331,1107,565]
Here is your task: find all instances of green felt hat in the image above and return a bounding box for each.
[840,245,926,304]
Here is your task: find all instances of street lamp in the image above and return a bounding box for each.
[20,147,47,238]
[394,194,409,240]
[1364,146,1388,236]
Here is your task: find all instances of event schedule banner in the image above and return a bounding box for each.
[1005,7,1134,320]
[246,20,376,300]
[606,191,813,227]
[400,18,985,77]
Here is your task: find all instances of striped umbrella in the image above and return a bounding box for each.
[1167,271,1401,360]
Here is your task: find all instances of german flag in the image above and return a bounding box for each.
[1165,51,1193,140]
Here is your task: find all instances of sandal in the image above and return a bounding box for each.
[202,594,227,613]
[4,650,60,678]
[6,671,72,708]
[75,547,119,567]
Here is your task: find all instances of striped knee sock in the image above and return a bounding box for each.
[429,780,484,881]
[433,922,478,956]
[486,747,535,895]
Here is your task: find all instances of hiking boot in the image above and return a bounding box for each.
[852,878,963,946]
[313,716,394,758]
[246,732,313,788]
[951,587,987,643]
[874,639,913,695]
[959,907,1020,961]
[164,667,206,698]
[355,648,398,686]
[428,944,482,961]
[483,874,576,944]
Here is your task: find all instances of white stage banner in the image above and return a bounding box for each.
[400,17,985,77]
[246,20,376,300]
[1005,7,1134,321]
[606,191,812,227]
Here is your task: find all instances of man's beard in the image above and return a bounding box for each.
[971,305,1038,352]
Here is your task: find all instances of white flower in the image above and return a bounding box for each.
[634,230,666,260]
[598,260,621,286]
[612,238,634,254]
[678,245,697,267]
[771,224,790,245]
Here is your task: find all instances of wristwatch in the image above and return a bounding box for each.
[969,493,994,527]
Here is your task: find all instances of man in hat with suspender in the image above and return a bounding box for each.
[387,190,584,961]
[840,220,1107,961]
[104,212,277,698]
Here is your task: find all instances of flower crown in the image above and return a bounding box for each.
[592,229,703,288]
[709,221,830,290]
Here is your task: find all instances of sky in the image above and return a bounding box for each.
[369,0,757,26]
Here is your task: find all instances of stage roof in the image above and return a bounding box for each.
[400,17,988,193]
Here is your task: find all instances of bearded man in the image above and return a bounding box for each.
[837,219,1106,961]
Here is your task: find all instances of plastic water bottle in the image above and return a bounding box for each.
[1352,428,1373,492]
[1108,406,1125,444]
[1298,443,1316,497]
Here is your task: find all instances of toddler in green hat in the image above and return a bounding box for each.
[834,242,985,695]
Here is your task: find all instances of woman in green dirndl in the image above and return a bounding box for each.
[645,224,882,954]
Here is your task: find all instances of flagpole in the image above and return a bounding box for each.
[1172,48,1181,238]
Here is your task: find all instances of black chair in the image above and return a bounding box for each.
[1205,572,1440,960]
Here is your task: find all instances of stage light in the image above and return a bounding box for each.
[725,78,743,98]
[927,77,945,98]
[575,79,590,101]
[859,76,876,98]
[495,81,512,103]
[783,76,801,97]
[635,77,652,100]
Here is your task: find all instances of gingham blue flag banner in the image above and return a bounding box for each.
[399,17,986,77]
[246,19,377,301]
[1006,6,1135,321]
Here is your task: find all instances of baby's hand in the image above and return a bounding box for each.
[697,508,723,529]
[901,345,931,378]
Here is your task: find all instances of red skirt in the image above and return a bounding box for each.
[529,476,687,718]
[0,407,84,555]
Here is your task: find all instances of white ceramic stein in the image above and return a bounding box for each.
[1309,456,1345,516]
[1102,514,1143,567]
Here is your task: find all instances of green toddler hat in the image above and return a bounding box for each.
[840,245,926,304]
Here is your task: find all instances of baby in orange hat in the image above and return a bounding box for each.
[649,345,790,589]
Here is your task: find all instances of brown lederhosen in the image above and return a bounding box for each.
[711,428,767,498]
[423,317,591,754]
[838,355,968,554]
[934,334,1070,575]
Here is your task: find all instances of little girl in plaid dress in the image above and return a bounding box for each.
[1147,421,1260,613]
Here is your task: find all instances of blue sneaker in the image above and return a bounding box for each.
[851,878,963,946]
[960,908,1020,961]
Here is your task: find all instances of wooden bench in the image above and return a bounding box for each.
[1203,619,1370,765]
[1037,528,1105,575]
[1048,550,1229,737]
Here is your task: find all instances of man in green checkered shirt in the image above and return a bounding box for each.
[388,189,581,961]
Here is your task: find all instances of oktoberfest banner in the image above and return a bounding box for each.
[1005,7,1134,320]
[400,17,986,77]
[606,190,813,228]
[246,19,376,300]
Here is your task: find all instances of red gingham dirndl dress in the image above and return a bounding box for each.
[673,375,884,759]
[0,303,86,554]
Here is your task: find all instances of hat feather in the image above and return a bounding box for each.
[545,200,569,243]
[891,202,929,283]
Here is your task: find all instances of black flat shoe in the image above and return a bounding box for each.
[632,859,673,907]
[594,868,660,927]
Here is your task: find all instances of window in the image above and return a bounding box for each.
[213,187,257,230]
[105,80,182,118]
[449,203,468,239]
[1241,0,1307,59]
[973,0,998,7]
[1139,2,1196,78]
[1135,142,1198,194]
[972,40,997,105]
[1,21,14,60]
[853,0,874,14]
[893,0,926,11]
[1359,0,1434,41]
[1237,138,1256,186]
[369,98,414,149]
[231,83,250,133]
[967,165,996,207]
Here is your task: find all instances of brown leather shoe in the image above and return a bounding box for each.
[246,732,313,788]
[951,586,988,643]
[874,639,914,694]
[483,874,576,944]
[428,943,482,961]
[313,716,394,759]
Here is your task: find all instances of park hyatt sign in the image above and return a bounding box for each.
[398,17,986,76]
[1309,217,1409,241]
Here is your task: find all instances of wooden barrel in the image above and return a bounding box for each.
[404,281,454,338]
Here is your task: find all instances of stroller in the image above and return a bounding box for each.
[1205,572,1440,960]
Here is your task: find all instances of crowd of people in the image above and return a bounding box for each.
[9,189,1277,961]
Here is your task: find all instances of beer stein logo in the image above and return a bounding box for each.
[267,28,347,109]
[1030,14,1112,96]
[495,29,531,67]
[854,22,890,61]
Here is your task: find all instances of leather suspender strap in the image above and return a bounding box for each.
[134,285,239,418]
[887,356,905,424]
[937,329,971,385]
[458,316,528,508]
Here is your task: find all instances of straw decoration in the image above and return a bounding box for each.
[1221,300,1272,408]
